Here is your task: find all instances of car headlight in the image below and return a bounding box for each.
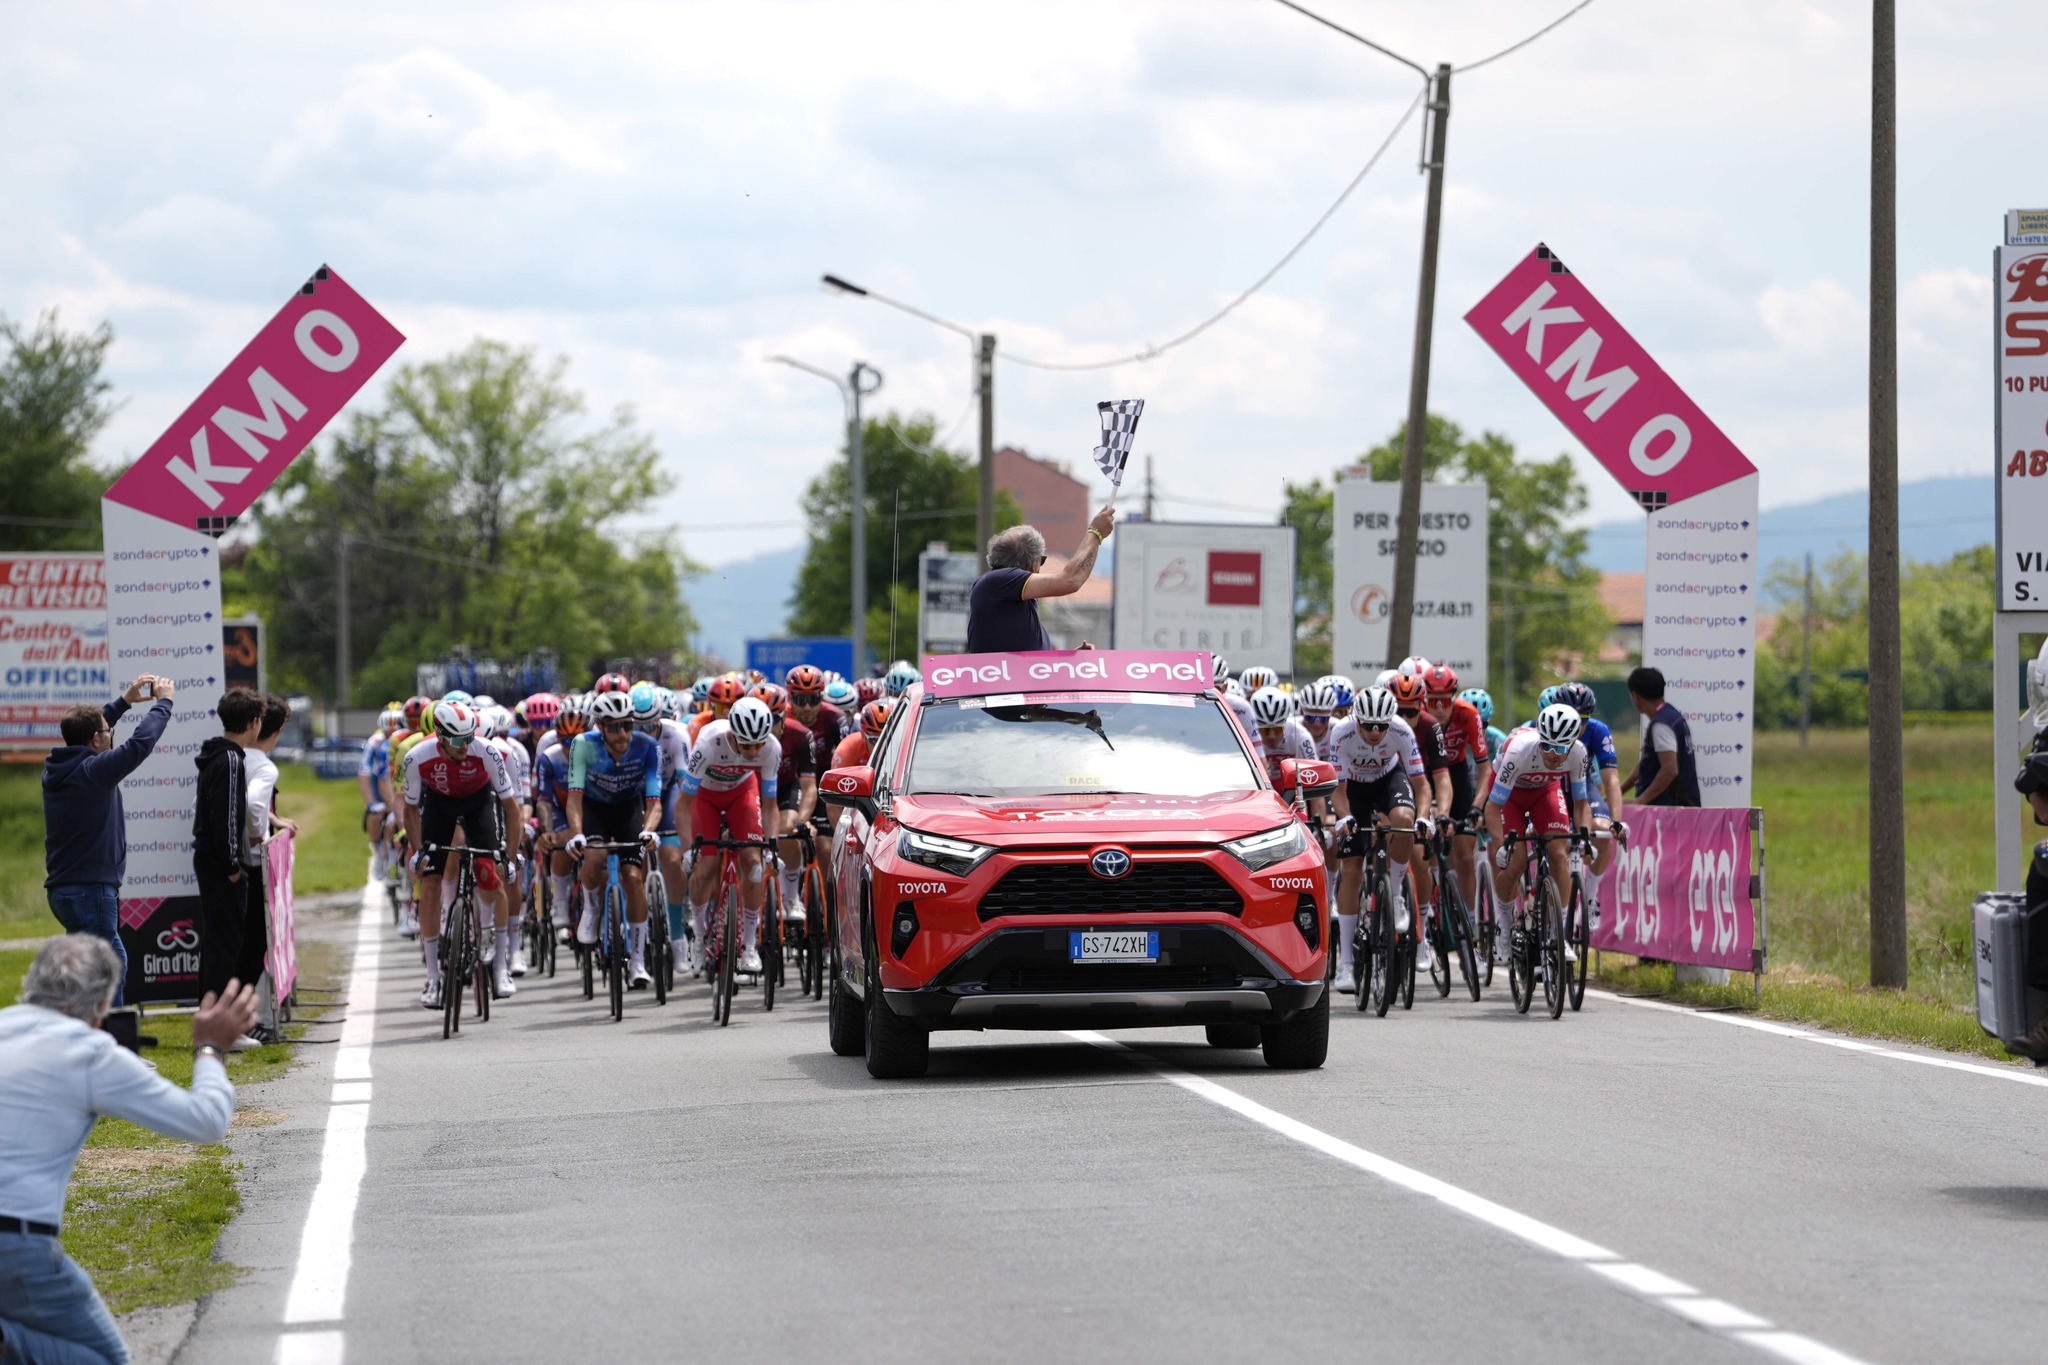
[1223,822,1311,873]
[898,827,996,878]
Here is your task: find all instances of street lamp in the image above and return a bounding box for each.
[769,354,884,676]
[821,274,997,569]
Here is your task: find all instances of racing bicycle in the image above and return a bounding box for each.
[1341,818,1416,1018]
[1501,830,1595,1020]
[694,836,779,1026]
[1421,818,1483,1003]
[425,843,497,1039]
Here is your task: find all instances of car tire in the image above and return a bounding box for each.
[1260,985,1329,1070]
[828,967,865,1058]
[1204,1023,1262,1049]
[863,934,929,1079]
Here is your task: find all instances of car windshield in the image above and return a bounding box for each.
[903,695,1259,798]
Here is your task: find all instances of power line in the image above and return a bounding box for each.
[1269,0,1427,76]
[1454,0,1600,74]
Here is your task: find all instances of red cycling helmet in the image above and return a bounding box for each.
[1388,674,1426,708]
[402,695,431,727]
[859,699,895,740]
[1420,664,1459,698]
[784,664,825,696]
[594,672,632,694]
[854,677,884,706]
[707,676,747,709]
[748,682,790,717]
[522,692,562,725]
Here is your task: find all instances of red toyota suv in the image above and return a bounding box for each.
[819,650,1336,1079]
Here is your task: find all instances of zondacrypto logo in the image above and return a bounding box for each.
[109,547,210,564]
[1652,550,1749,566]
[1654,583,1748,597]
[1650,613,1747,629]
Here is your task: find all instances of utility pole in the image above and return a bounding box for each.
[1387,63,1452,665]
[977,334,996,567]
[1800,552,1814,748]
[1868,0,1908,989]
[850,361,883,679]
[335,530,351,722]
[1143,455,1156,521]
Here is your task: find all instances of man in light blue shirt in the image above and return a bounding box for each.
[0,936,256,1364]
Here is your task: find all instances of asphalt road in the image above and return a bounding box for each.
[179,892,2048,1365]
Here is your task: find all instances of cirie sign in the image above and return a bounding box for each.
[919,650,1214,699]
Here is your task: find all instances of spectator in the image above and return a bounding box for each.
[42,673,176,1011]
[236,694,296,1045]
[194,689,264,1001]
[1625,666,1700,808]
[0,936,255,1365]
[966,506,1115,653]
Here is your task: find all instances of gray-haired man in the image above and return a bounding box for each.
[0,937,256,1363]
[966,505,1116,653]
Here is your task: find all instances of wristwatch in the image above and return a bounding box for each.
[195,1044,225,1063]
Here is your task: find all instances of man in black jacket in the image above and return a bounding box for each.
[195,689,265,999]
[42,674,176,1006]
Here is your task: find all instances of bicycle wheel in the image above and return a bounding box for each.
[1397,880,1417,1011]
[444,893,467,1038]
[716,885,739,1026]
[1427,893,1452,998]
[1444,875,1481,1003]
[803,863,827,999]
[1567,873,1589,1012]
[473,900,491,1024]
[607,881,626,1022]
[762,875,780,1013]
[1508,890,1534,1016]
[539,876,557,978]
[650,899,670,1007]
[1350,910,1370,1011]
[1543,880,1566,1019]
[1368,873,1395,1018]
[1476,875,1495,989]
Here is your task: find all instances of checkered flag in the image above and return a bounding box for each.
[1092,399,1144,491]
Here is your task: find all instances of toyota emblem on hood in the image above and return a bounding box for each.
[1089,847,1133,879]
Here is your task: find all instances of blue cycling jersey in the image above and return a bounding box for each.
[568,731,663,804]
[534,744,569,809]
[1581,716,1619,772]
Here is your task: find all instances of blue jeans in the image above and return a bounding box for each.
[0,1231,127,1364]
[44,886,125,1009]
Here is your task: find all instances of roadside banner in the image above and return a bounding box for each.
[1466,243,1757,803]
[1996,241,2048,609]
[107,266,401,1000]
[745,637,854,682]
[266,829,298,1001]
[0,552,108,752]
[1110,521,1296,671]
[917,549,980,657]
[1592,805,1763,975]
[1332,479,1488,684]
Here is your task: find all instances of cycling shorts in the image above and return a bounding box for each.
[1448,757,1478,823]
[1342,772,1414,841]
[580,796,647,867]
[1588,794,1612,822]
[1497,780,1571,838]
[419,788,503,876]
[693,780,765,844]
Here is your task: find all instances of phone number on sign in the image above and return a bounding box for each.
[1410,601,1476,619]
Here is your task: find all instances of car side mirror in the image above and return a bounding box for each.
[820,765,879,821]
[1281,758,1338,801]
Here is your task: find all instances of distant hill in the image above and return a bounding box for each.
[686,543,805,665]
[1581,475,1992,574]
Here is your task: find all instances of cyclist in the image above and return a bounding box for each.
[1326,685,1427,992]
[820,678,859,739]
[1295,680,1341,761]
[833,698,893,772]
[519,693,560,762]
[401,701,522,1010]
[1462,687,1506,763]
[532,717,579,945]
[360,706,400,862]
[1389,674,1452,957]
[594,672,632,695]
[1553,681,1625,885]
[565,691,664,989]
[751,682,820,927]
[478,706,533,990]
[853,676,884,708]
[689,675,747,744]
[1421,665,1491,917]
[678,696,783,978]
[1250,686,1317,790]
[628,682,694,961]
[882,661,921,698]
[1484,703,1593,965]
[787,665,844,750]
[1239,665,1279,694]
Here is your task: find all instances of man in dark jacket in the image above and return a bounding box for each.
[42,674,176,1006]
[1625,666,1701,808]
[195,689,265,999]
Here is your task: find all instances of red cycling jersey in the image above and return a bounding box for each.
[401,736,515,803]
[1433,698,1490,765]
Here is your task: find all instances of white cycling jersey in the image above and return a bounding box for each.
[683,718,782,798]
[1326,715,1425,783]
[1256,716,1320,787]
[648,717,691,785]
[492,736,533,803]
[1487,727,1590,803]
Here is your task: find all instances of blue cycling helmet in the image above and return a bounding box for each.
[1316,673,1355,713]
[442,689,473,706]
[823,678,857,708]
[1558,681,1598,715]
[1537,684,1564,712]
[883,662,921,697]
[627,681,663,726]
[1459,688,1494,723]
[690,676,715,704]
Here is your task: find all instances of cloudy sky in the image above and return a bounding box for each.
[2,0,2033,566]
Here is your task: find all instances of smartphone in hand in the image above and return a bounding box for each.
[137,680,154,699]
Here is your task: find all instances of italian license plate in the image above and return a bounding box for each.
[1070,930,1159,963]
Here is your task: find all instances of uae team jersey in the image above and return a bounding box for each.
[1325,715,1426,783]
[684,720,782,799]
[1259,718,1320,788]
[569,731,664,805]
[1487,728,1591,804]
[402,736,516,804]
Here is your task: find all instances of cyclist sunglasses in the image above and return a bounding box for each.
[1359,721,1389,734]
[599,720,633,733]
[1541,739,1573,755]
[789,691,823,704]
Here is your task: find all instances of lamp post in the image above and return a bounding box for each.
[769,354,884,676]
[822,274,997,567]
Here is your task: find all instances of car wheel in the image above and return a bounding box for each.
[1204,1023,1262,1049]
[827,958,865,1057]
[1261,985,1329,1070]
[863,930,929,1079]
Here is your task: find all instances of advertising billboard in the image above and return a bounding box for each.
[1331,480,1488,684]
[917,550,980,657]
[1997,242,2048,610]
[0,552,107,752]
[1110,522,1296,672]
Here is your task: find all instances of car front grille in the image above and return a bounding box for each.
[982,962,1242,993]
[975,861,1243,921]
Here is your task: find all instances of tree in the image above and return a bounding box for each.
[0,311,115,551]
[788,412,1019,657]
[234,339,700,702]
[1286,414,1607,703]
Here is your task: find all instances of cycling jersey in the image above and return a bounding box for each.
[492,736,532,803]
[1485,724,1507,761]
[1326,715,1425,783]
[1580,716,1619,773]
[360,732,389,783]
[402,736,515,804]
[686,710,727,747]
[1404,710,1452,774]
[683,719,781,800]
[390,730,427,789]
[1486,728,1591,804]
[809,700,849,746]
[1432,698,1490,765]
[1257,718,1319,789]
[534,742,570,828]
[831,732,871,771]
[775,717,815,808]
[645,717,691,784]
[568,730,663,805]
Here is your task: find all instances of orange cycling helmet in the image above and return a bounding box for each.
[1388,674,1426,708]
[748,682,790,717]
[859,698,895,740]
[784,664,825,696]
[707,676,747,709]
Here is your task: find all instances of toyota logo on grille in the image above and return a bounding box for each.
[1089,847,1132,879]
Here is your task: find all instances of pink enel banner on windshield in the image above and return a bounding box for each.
[1591,805,1758,973]
[105,266,403,528]
[1464,245,1755,509]
[921,650,1213,698]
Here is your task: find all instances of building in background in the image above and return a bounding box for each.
[1599,572,1645,664]
[1035,554,1113,649]
[995,446,1087,555]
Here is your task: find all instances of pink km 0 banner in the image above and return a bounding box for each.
[1592,806,1761,974]
[921,650,1214,698]
[1464,244,1755,510]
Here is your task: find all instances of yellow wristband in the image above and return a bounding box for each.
[1086,528,1104,543]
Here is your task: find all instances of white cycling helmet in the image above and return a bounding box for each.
[432,700,478,740]
[472,694,498,710]
[1239,665,1278,693]
[1209,652,1230,683]
[1250,686,1293,728]
[1222,677,1244,697]
[1397,656,1431,679]
[377,707,403,732]
[823,678,857,708]
[1374,668,1400,689]
[1536,703,1584,748]
[1297,680,1339,716]
[1353,686,1398,726]
[589,691,634,724]
[727,696,775,745]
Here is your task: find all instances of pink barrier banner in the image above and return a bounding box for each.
[1464,244,1755,511]
[105,266,404,529]
[921,650,1214,698]
[1593,806,1760,973]
[265,829,298,1001]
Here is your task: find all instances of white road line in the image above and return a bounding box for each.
[1071,1031,1873,1365]
[1589,989,2048,1090]
[275,882,385,1363]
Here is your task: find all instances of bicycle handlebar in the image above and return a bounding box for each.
[690,836,778,851]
